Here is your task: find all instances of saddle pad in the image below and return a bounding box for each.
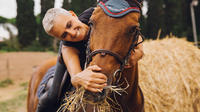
[37,66,56,98]
[98,0,142,18]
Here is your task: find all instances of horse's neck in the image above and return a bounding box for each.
[117,64,143,112]
[122,64,139,98]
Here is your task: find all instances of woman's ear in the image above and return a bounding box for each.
[68,11,78,18]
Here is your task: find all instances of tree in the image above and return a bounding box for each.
[38,0,55,47]
[0,17,8,23]
[70,0,96,15]
[63,0,71,10]
[16,0,37,48]
[145,0,165,39]
[164,0,183,36]
[140,15,147,37]
[180,0,193,41]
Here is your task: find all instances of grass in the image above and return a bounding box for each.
[0,79,13,88]
[0,50,8,53]
[0,93,27,112]
[20,82,28,90]
[0,82,28,112]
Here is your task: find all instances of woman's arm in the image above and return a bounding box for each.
[62,45,82,75]
[62,45,107,92]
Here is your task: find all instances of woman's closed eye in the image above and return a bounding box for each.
[61,32,68,39]
[66,21,72,28]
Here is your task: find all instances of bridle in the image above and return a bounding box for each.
[85,0,144,80]
[84,2,145,111]
[85,26,144,83]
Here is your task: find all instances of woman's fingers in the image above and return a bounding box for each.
[90,78,107,84]
[86,87,102,93]
[82,77,107,92]
[87,65,102,71]
[93,72,107,80]
[85,84,106,93]
[79,65,109,93]
[89,82,107,89]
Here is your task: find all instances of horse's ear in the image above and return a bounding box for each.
[134,0,143,6]
[136,0,143,3]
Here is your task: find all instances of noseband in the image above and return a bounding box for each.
[85,27,144,82]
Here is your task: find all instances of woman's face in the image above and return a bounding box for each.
[50,13,89,42]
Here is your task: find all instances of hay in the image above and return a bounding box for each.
[57,85,128,112]
[139,37,200,112]
[57,87,85,112]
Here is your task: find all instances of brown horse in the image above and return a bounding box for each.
[78,5,144,112]
[27,57,57,112]
[27,2,144,112]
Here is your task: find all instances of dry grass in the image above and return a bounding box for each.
[57,87,112,112]
[57,85,128,112]
[139,36,200,112]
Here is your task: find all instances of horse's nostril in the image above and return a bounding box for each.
[84,89,107,103]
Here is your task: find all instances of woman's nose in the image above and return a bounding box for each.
[65,29,76,37]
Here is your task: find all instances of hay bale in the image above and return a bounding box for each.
[139,37,200,112]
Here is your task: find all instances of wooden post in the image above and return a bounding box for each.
[6,58,10,78]
[190,0,199,47]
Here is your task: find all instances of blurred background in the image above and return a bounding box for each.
[0,0,199,51]
[0,0,199,112]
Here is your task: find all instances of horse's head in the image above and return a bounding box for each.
[84,6,141,103]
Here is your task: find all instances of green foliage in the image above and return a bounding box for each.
[140,15,147,36]
[0,16,8,23]
[178,0,193,41]
[16,0,37,48]
[63,0,71,10]
[38,0,55,48]
[0,37,54,52]
[0,17,16,24]
[164,0,183,36]
[0,37,20,52]
[35,15,41,25]
[20,82,28,90]
[22,40,53,51]
[0,79,13,88]
[143,0,199,42]
[70,0,96,15]
[145,0,165,39]
[195,5,200,38]
[6,18,16,25]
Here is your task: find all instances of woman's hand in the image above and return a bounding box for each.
[71,65,107,93]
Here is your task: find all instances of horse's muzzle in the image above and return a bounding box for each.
[83,89,107,103]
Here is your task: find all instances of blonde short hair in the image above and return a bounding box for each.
[42,8,71,35]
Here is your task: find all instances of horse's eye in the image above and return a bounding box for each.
[129,26,137,34]
[88,20,94,27]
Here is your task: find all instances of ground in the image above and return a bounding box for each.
[0,52,56,112]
